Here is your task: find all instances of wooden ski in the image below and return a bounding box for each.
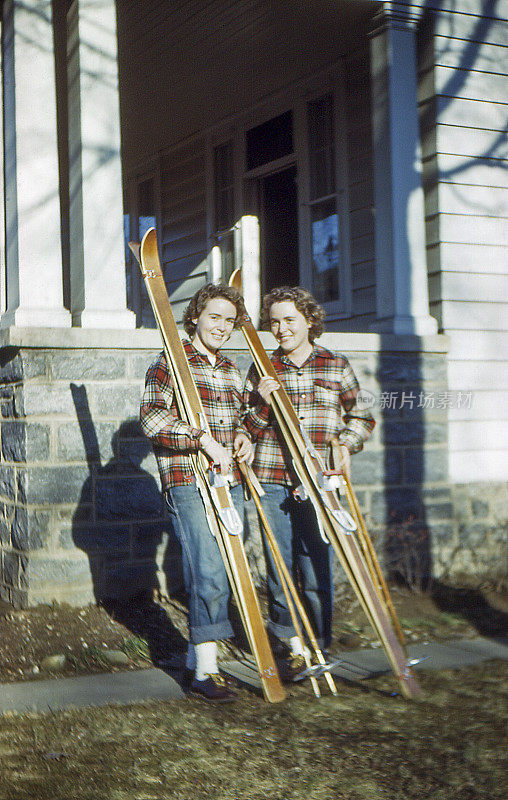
[230,268,421,699]
[131,229,285,703]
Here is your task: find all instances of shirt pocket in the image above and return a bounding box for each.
[313,378,342,406]
[313,379,342,433]
[223,385,243,413]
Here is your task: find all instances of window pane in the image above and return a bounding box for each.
[311,199,339,304]
[308,94,335,200]
[139,178,153,213]
[246,111,293,171]
[137,178,156,327]
[138,179,156,239]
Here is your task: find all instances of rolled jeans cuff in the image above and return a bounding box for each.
[268,619,326,650]
[268,618,297,642]
[190,619,234,645]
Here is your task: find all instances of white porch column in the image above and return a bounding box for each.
[0,13,5,316]
[369,3,437,336]
[67,0,134,328]
[1,1,71,328]
[240,215,261,327]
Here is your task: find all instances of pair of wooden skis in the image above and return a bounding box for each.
[229,269,422,699]
[131,228,285,703]
[133,227,421,701]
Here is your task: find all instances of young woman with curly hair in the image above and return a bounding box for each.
[260,285,325,343]
[141,283,251,702]
[243,285,375,680]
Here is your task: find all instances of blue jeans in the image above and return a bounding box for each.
[259,483,333,648]
[167,483,244,645]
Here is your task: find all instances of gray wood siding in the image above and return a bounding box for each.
[419,2,508,482]
[160,139,209,323]
[343,50,377,329]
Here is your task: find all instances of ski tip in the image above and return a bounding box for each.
[229,268,243,293]
[140,227,156,246]
[140,227,160,266]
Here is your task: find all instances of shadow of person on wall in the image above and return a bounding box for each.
[70,384,187,670]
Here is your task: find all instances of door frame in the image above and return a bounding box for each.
[244,154,299,298]
[207,62,352,324]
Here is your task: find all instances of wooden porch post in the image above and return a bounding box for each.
[1,0,71,328]
[67,0,134,328]
[369,3,437,335]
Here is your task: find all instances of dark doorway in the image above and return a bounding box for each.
[260,166,299,294]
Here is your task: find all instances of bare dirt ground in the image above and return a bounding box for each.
[0,581,506,800]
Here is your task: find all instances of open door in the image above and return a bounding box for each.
[259,166,299,293]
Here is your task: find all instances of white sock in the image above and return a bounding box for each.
[185,644,196,671]
[194,641,218,680]
[289,636,311,658]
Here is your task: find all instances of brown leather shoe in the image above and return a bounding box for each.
[277,652,307,682]
[190,673,237,702]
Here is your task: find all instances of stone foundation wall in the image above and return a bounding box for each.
[445,484,508,582]
[0,330,175,608]
[0,328,505,608]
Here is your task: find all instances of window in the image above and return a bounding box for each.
[246,111,293,171]
[138,178,156,240]
[127,174,158,326]
[206,72,350,319]
[214,142,234,232]
[307,94,340,305]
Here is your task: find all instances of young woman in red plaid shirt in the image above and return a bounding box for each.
[242,286,375,678]
[140,284,252,702]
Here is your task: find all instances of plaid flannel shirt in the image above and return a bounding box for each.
[242,344,375,486]
[140,340,248,490]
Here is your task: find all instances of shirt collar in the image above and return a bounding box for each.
[274,343,334,368]
[183,338,228,369]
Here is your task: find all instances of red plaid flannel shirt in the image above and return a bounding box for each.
[140,340,248,490]
[242,344,375,486]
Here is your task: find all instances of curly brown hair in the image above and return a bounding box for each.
[182,283,247,337]
[260,286,326,342]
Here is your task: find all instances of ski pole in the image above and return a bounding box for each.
[238,461,338,697]
[330,439,407,650]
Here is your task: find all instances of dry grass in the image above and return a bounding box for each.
[0,661,506,800]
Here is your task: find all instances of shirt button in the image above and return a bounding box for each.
[297,371,303,376]
[301,393,306,398]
